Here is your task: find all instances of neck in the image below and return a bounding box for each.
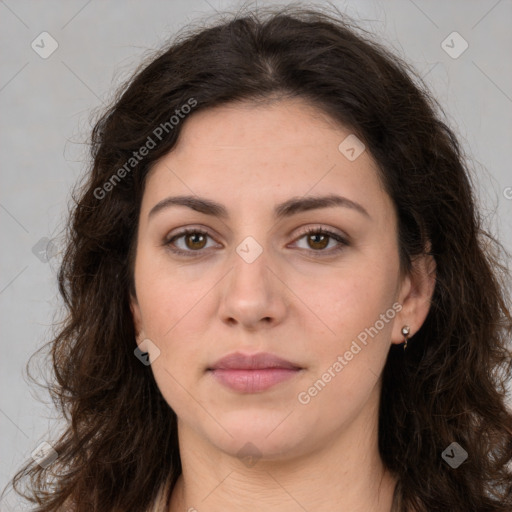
[168,391,397,512]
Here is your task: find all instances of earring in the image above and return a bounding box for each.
[401,325,410,351]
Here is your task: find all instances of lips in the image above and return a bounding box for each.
[208,352,301,371]
[207,352,303,393]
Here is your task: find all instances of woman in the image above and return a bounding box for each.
[7,4,512,511]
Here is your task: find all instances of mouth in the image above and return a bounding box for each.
[207,352,303,393]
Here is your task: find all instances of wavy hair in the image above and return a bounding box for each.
[6,4,512,511]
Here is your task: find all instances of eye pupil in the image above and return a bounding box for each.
[186,233,207,249]
[308,233,329,250]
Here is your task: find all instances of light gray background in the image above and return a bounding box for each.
[1,0,511,507]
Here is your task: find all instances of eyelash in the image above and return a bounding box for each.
[163,226,349,258]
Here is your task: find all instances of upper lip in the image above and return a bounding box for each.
[208,352,302,371]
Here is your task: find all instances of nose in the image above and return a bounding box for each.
[217,242,288,330]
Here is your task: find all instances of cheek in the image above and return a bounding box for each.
[295,273,397,417]
[299,255,400,389]
[134,246,214,338]
[300,257,399,334]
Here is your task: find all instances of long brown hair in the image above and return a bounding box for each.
[5,4,512,511]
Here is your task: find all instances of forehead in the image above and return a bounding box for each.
[142,99,390,220]
[174,98,344,148]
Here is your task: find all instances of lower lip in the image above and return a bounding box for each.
[209,368,301,393]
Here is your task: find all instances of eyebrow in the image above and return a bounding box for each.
[148,194,370,220]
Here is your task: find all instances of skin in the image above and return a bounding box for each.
[130,98,436,512]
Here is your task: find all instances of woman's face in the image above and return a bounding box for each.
[130,98,431,460]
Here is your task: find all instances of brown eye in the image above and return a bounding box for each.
[164,228,216,256]
[292,227,348,257]
[306,233,330,250]
[165,226,348,258]
[184,232,207,250]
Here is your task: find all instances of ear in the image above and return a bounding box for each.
[391,249,436,345]
[130,293,144,339]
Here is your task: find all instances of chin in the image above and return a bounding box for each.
[199,409,315,461]
[217,432,308,463]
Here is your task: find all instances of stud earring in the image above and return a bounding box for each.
[401,325,410,351]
